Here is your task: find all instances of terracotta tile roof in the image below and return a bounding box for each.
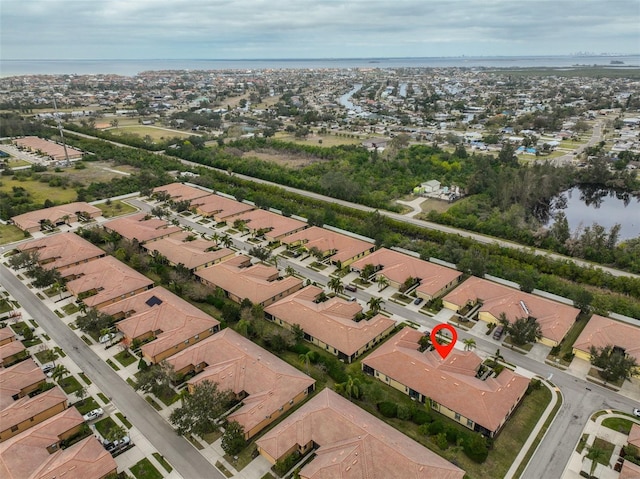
[11,202,101,232]
[64,256,154,308]
[0,359,46,409]
[0,386,67,434]
[443,277,579,343]
[573,314,640,362]
[0,341,26,365]
[190,194,254,219]
[257,389,465,479]
[103,212,182,243]
[17,233,105,271]
[13,136,83,161]
[351,248,462,297]
[0,329,15,344]
[167,329,314,435]
[115,287,219,360]
[153,182,211,202]
[0,408,115,479]
[363,328,529,434]
[232,209,307,240]
[629,423,640,448]
[142,231,234,270]
[265,286,396,357]
[196,256,302,305]
[281,227,374,264]
[620,459,640,479]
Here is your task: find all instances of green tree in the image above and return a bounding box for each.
[51,364,70,383]
[463,338,476,351]
[504,317,542,346]
[377,276,389,291]
[74,385,88,402]
[573,289,593,314]
[76,309,113,335]
[335,375,362,400]
[135,361,177,399]
[367,297,384,315]
[221,421,246,455]
[299,351,314,375]
[328,277,344,296]
[589,345,638,382]
[105,425,127,444]
[586,446,607,476]
[360,264,375,282]
[169,380,235,436]
[285,265,296,277]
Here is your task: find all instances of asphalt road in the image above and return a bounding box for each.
[64,128,638,280]
[0,263,224,479]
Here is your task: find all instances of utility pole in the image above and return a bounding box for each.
[52,94,70,163]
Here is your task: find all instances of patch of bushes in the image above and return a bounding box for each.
[377,401,398,418]
[412,409,433,425]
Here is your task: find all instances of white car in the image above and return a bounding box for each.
[99,333,116,344]
[634,408,640,418]
[83,408,104,421]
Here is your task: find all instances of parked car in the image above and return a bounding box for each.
[413,297,424,305]
[83,408,104,422]
[492,325,504,340]
[104,436,130,453]
[99,333,116,344]
[633,408,640,417]
[348,296,357,302]
[41,362,55,377]
[345,284,357,293]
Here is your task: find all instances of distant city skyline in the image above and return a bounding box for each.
[1,0,638,60]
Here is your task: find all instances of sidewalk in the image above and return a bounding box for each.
[505,378,562,479]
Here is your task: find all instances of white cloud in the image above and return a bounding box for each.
[0,0,637,59]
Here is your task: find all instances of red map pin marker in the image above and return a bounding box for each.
[430,324,458,360]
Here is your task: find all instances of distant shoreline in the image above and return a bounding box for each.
[2,55,639,77]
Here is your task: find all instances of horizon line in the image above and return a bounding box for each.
[3,53,639,62]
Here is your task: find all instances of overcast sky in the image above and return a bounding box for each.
[1,0,638,60]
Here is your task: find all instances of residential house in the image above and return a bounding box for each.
[64,256,154,310]
[0,408,117,479]
[442,277,579,346]
[167,329,315,439]
[264,285,396,363]
[12,202,101,234]
[142,231,234,272]
[351,248,462,300]
[115,287,220,364]
[13,136,84,161]
[621,424,640,478]
[0,332,26,368]
[0,386,67,442]
[16,233,105,273]
[0,359,46,409]
[196,255,303,307]
[362,328,529,437]
[103,212,182,244]
[232,209,308,242]
[572,314,640,367]
[256,388,465,479]
[152,182,211,203]
[190,194,254,221]
[281,226,374,266]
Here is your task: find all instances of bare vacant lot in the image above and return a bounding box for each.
[245,148,327,168]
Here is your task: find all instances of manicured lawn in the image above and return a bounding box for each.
[0,298,14,314]
[106,359,120,371]
[61,303,80,315]
[114,350,137,367]
[34,349,59,363]
[152,452,173,473]
[74,396,100,414]
[96,200,137,218]
[592,437,615,465]
[79,372,92,385]
[116,412,133,429]
[97,392,110,404]
[602,417,635,435]
[130,458,163,479]
[145,396,162,411]
[94,416,118,440]
[215,461,233,478]
[225,443,257,471]
[0,224,25,245]
[202,429,222,444]
[59,375,82,395]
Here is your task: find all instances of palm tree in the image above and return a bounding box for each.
[221,235,233,248]
[367,297,384,315]
[336,375,362,400]
[74,386,88,402]
[51,364,70,383]
[299,351,314,375]
[105,425,127,444]
[586,446,607,477]
[285,265,296,277]
[463,338,476,351]
[328,277,344,296]
[377,276,389,291]
[493,348,504,364]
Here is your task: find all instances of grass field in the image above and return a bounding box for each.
[602,417,635,435]
[96,200,137,218]
[274,131,365,147]
[0,177,77,204]
[109,125,195,142]
[0,224,26,245]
